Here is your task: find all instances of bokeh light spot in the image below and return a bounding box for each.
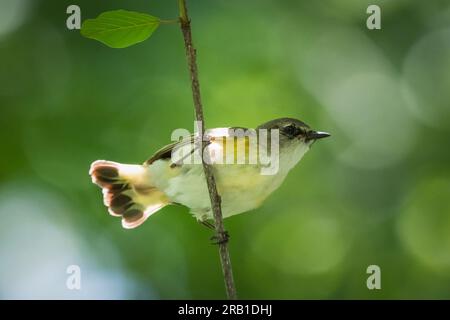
[252,209,349,276]
[402,28,450,129]
[0,0,30,40]
[397,176,450,271]
[297,27,417,168]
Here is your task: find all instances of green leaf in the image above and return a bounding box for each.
[81,10,160,48]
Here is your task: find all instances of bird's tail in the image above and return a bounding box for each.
[89,160,169,229]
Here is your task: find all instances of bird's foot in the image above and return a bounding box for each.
[210,231,229,245]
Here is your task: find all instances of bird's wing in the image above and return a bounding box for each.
[144,127,250,166]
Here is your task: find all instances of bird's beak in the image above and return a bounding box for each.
[306,130,331,141]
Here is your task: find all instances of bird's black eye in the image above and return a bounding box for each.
[282,124,299,137]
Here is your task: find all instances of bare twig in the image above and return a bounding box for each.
[177,0,237,300]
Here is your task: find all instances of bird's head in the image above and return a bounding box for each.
[257,117,330,150]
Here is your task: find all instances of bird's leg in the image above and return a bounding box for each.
[200,219,215,230]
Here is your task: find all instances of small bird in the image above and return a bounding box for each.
[89,118,330,229]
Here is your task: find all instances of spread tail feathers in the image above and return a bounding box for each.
[89,160,169,229]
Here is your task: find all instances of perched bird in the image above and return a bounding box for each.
[89,118,330,229]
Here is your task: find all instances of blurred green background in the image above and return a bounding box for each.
[1,0,450,299]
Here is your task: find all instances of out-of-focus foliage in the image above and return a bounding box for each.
[0,0,449,299]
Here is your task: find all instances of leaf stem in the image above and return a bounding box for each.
[159,18,179,24]
[177,0,237,300]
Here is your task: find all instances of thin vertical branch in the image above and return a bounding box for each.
[177,0,237,300]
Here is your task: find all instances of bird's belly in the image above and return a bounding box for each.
[159,163,285,219]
